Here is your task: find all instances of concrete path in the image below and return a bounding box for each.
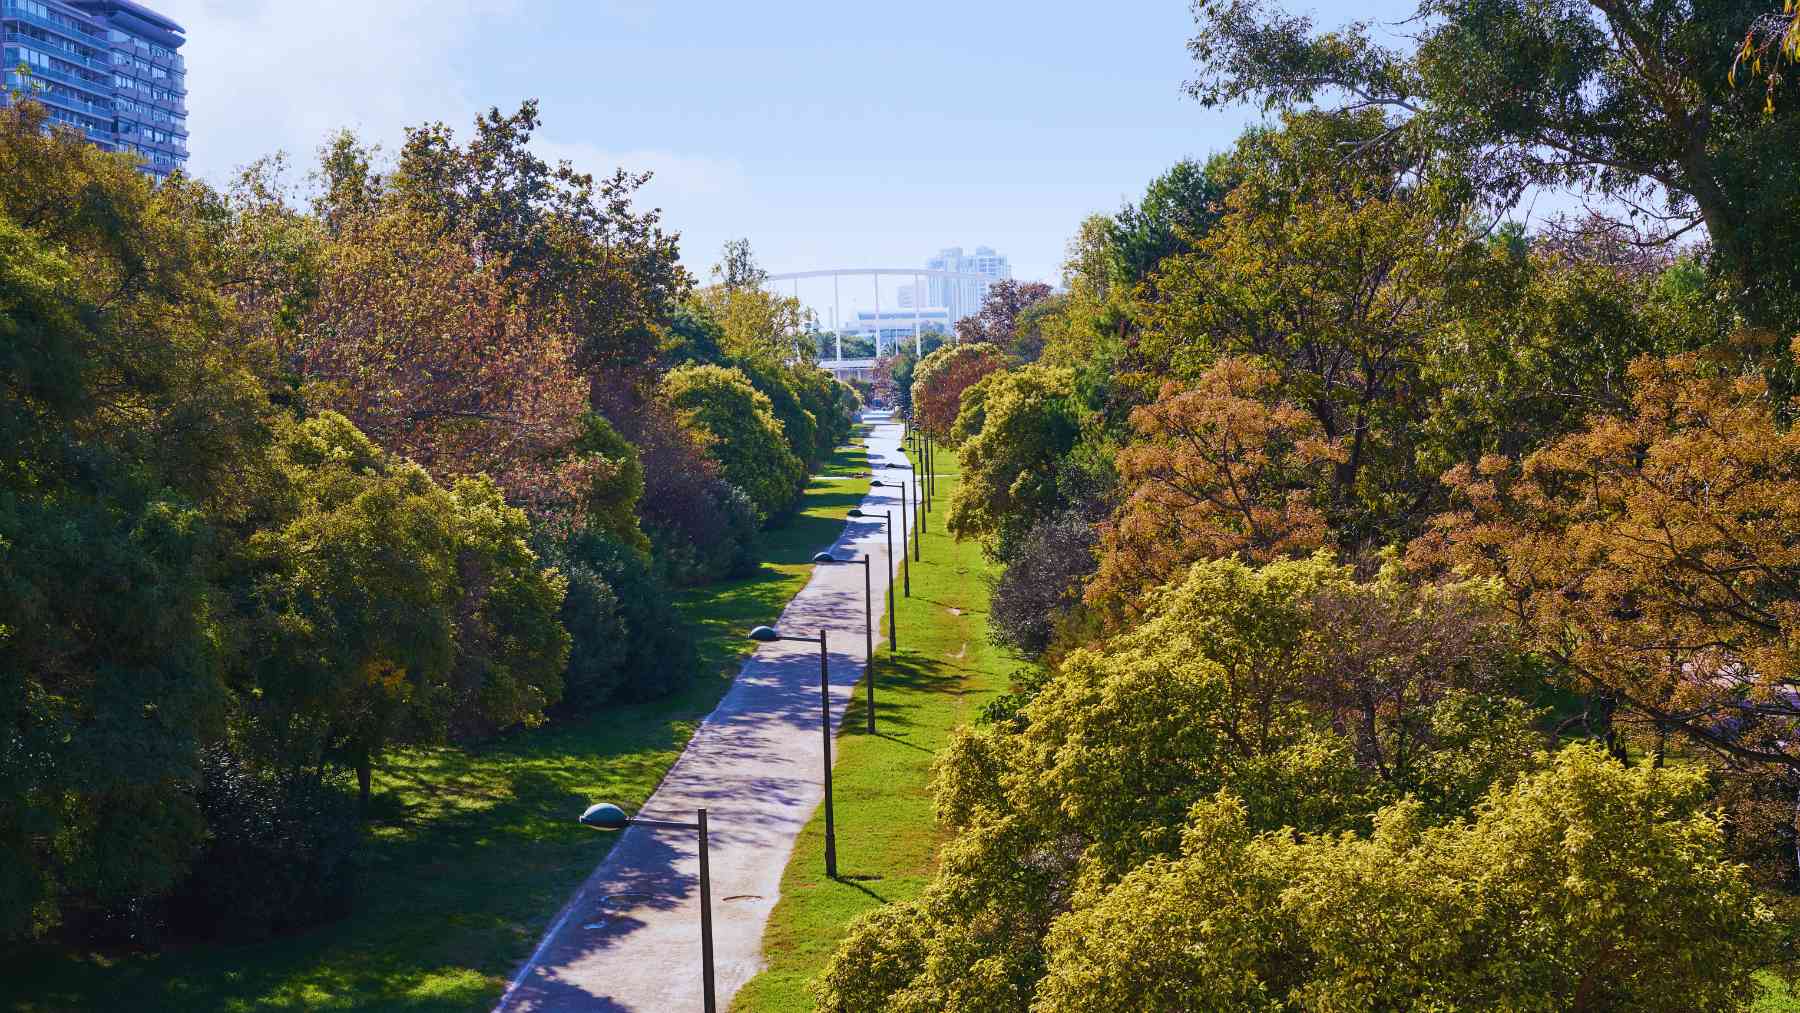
[496,415,909,1012]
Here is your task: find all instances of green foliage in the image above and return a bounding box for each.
[0,138,255,939]
[815,553,1544,1009]
[237,414,571,799]
[660,363,806,524]
[946,366,1085,560]
[1036,747,1773,1011]
[537,526,695,707]
[162,748,361,942]
[1106,157,1229,288]
[736,359,820,468]
[1185,0,1800,330]
[567,413,650,555]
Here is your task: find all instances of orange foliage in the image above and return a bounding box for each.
[300,211,591,518]
[1090,357,1344,610]
[1415,344,1800,772]
[911,342,1011,439]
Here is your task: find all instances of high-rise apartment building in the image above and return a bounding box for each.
[2,0,188,177]
[925,246,1011,322]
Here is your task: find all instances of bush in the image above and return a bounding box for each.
[661,363,806,524]
[988,515,1098,657]
[163,748,360,941]
[541,527,696,706]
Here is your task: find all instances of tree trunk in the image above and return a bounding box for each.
[357,754,373,812]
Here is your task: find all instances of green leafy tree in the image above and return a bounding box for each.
[814,554,1538,1010]
[237,414,570,805]
[1037,747,1773,1011]
[660,363,806,524]
[1186,0,1800,328]
[946,366,1085,560]
[0,110,272,940]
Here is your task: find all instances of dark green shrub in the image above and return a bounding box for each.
[164,748,360,941]
[542,528,696,705]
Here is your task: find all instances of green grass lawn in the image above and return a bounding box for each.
[731,440,1016,1012]
[0,441,872,1013]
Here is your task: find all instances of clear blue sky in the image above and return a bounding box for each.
[162,0,1419,296]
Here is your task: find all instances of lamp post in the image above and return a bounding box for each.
[924,432,935,508]
[578,803,717,1013]
[849,505,905,603]
[747,625,837,878]
[814,552,880,733]
[869,479,917,571]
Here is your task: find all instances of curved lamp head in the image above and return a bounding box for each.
[580,802,630,832]
[847,508,866,518]
[869,481,886,489]
[748,625,780,643]
[812,552,838,564]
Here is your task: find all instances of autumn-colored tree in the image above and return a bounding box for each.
[1090,357,1341,610]
[382,101,689,372]
[909,341,1012,439]
[953,279,1056,359]
[1137,111,1467,553]
[1417,341,1800,781]
[297,209,591,516]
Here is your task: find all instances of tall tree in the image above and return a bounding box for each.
[1186,0,1800,327]
[1417,342,1800,783]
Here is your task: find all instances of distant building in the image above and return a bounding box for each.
[841,307,951,357]
[927,246,1011,322]
[2,0,189,177]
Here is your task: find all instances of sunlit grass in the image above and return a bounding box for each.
[731,444,1016,1012]
[0,440,872,1013]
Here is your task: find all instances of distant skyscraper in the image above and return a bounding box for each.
[2,0,189,177]
[926,246,1012,322]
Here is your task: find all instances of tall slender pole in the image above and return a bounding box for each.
[894,502,909,596]
[698,808,716,1013]
[863,554,875,734]
[915,472,925,540]
[819,630,837,879]
[925,434,935,507]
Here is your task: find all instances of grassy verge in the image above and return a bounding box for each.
[0,442,871,1013]
[732,440,1015,1012]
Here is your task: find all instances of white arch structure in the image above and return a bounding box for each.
[765,267,991,363]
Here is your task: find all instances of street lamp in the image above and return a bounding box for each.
[578,803,717,1013]
[848,505,906,602]
[923,432,935,509]
[815,552,880,734]
[747,625,838,878]
[868,479,918,569]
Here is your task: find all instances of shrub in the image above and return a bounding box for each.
[988,515,1098,657]
[661,363,805,524]
[541,527,695,706]
[163,748,360,942]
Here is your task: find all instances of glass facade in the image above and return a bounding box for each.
[1,0,187,177]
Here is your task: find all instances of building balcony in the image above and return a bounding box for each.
[21,82,111,118]
[3,58,110,98]
[3,27,111,72]
[1,4,107,52]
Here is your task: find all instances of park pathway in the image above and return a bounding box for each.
[495,415,908,1012]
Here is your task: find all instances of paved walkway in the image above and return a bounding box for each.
[496,416,908,1012]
